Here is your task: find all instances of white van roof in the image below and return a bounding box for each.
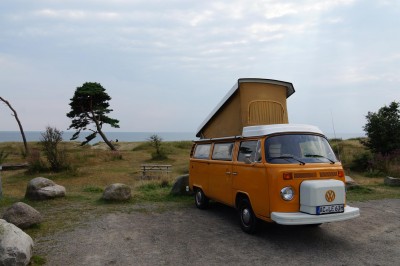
[242,124,324,137]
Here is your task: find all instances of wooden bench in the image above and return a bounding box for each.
[140,164,172,179]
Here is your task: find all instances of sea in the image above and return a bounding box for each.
[0,131,365,143]
[0,131,197,143]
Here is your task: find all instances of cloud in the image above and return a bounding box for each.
[0,0,398,133]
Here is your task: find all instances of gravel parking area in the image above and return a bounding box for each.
[35,199,400,265]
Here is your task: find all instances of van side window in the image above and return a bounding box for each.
[193,144,211,159]
[212,143,234,161]
[238,140,261,163]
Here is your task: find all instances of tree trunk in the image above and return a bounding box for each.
[0,97,29,155]
[91,110,117,151]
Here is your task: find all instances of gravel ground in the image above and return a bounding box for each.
[35,199,400,266]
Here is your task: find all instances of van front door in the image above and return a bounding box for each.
[209,142,235,206]
[233,140,269,217]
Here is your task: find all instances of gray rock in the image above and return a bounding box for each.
[170,174,191,195]
[384,176,400,186]
[2,202,42,229]
[102,183,131,201]
[345,175,358,189]
[0,219,33,266]
[25,177,66,200]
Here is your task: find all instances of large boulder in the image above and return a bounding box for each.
[170,174,191,196]
[384,176,400,186]
[25,177,66,200]
[2,202,42,229]
[0,219,33,266]
[345,176,358,189]
[102,183,131,201]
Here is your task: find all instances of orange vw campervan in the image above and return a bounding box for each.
[189,79,360,233]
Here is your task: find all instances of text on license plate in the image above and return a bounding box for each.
[316,204,344,215]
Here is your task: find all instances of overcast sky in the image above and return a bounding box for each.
[0,0,399,137]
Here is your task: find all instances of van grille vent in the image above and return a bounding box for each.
[320,171,338,178]
[294,172,317,179]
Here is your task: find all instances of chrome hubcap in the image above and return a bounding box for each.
[242,208,251,225]
[196,191,202,204]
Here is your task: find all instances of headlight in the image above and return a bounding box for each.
[280,186,294,201]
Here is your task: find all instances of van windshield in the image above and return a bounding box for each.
[265,134,338,164]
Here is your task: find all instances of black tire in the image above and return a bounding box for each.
[307,223,322,227]
[238,198,257,234]
[194,188,209,209]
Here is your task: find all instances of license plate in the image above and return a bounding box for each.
[316,204,344,215]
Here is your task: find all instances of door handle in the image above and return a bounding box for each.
[232,172,238,176]
[225,171,231,175]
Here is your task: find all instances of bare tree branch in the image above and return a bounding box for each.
[0,96,29,155]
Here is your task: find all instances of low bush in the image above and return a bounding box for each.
[0,149,9,164]
[26,149,47,174]
[40,127,70,172]
[350,152,373,172]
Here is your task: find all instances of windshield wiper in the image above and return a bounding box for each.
[268,155,306,165]
[304,154,335,164]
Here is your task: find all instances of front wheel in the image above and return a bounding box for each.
[238,198,257,234]
[194,188,209,209]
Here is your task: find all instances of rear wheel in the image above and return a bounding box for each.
[194,188,209,209]
[238,198,257,234]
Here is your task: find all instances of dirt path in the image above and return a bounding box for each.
[35,199,400,265]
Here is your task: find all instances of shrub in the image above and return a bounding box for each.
[40,126,70,172]
[0,149,9,164]
[363,101,400,155]
[148,134,168,160]
[350,152,373,172]
[359,150,400,177]
[27,149,46,174]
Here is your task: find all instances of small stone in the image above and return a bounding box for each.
[102,183,131,201]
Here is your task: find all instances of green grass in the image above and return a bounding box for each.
[30,255,47,266]
[345,172,400,201]
[82,186,104,193]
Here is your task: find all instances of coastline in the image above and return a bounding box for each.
[0,131,365,143]
[0,131,196,142]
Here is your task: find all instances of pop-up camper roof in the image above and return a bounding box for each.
[196,78,295,139]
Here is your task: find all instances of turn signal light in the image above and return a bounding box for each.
[283,172,293,180]
[338,170,345,178]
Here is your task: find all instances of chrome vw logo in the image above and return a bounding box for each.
[325,190,336,202]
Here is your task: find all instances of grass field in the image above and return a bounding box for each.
[0,139,399,242]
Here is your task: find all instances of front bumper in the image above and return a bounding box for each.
[271,205,360,225]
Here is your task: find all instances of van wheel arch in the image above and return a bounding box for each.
[236,193,257,234]
[235,192,250,208]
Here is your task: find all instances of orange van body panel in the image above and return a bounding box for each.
[189,135,346,223]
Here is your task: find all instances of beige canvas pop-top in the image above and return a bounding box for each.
[196,78,295,139]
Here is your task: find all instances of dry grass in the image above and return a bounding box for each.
[330,138,366,169]
[0,140,193,241]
